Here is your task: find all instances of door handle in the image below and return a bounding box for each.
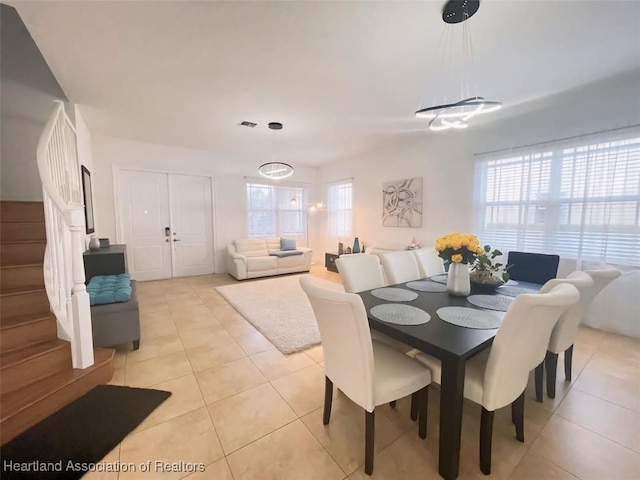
[165,239,170,242]
[173,239,181,242]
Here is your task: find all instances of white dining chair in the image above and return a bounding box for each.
[413,248,444,278]
[336,254,387,294]
[336,255,414,356]
[300,276,432,475]
[414,283,579,475]
[379,250,422,285]
[534,271,594,400]
[581,265,623,330]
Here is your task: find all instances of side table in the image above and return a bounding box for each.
[325,252,340,273]
[83,244,128,283]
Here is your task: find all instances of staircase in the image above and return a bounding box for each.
[0,201,114,445]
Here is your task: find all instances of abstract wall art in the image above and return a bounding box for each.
[382,177,423,227]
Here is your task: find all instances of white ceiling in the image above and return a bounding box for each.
[11,0,640,165]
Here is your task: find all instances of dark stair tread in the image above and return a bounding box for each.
[0,263,42,269]
[0,286,47,297]
[0,348,115,422]
[0,285,46,296]
[0,240,47,244]
[0,219,45,223]
[1,339,69,370]
[1,312,55,330]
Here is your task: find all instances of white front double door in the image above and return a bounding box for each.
[118,170,214,281]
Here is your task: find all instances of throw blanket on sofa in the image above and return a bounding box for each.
[87,273,132,305]
[270,250,303,258]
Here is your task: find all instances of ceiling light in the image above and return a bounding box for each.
[258,122,293,179]
[415,0,502,132]
[258,162,293,179]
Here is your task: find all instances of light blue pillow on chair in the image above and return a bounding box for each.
[281,238,297,251]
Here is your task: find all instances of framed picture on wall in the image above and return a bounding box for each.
[382,177,423,227]
[81,165,95,234]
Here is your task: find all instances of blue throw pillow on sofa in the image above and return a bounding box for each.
[281,238,297,251]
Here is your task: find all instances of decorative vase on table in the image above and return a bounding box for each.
[352,237,361,254]
[89,235,101,251]
[447,262,471,297]
[435,232,483,297]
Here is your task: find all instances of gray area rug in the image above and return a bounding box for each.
[215,274,343,354]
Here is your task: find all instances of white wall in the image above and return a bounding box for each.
[316,132,474,256]
[0,4,73,201]
[91,135,317,273]
[74,106,96,245]
[0,80,50,200]
[318,70,640,250]
[316,70,640,336]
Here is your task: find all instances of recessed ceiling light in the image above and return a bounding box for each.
[238,121,257,128]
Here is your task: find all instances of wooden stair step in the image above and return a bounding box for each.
[1,264,44,292]
[0,313,57,351]
[0,221,46,243]
[1,339,72,395]
[0,348,115,445]
[0,241,46,266]
[0,285,47,296]
[0,201,44,222]
[0,288,50,318]
[0,310,55,329]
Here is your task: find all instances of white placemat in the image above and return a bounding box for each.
[467,294,514,312]
[405,281,448,293]
[371,287,419,302]
[437,306,502,329]
[430,274,448,284]
[505,279,518,286]
[370,304,431,326]
[497,285,539,297]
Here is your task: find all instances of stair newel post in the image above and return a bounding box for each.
[65,207,94,369]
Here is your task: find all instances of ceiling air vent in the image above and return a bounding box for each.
[238,121,257,128]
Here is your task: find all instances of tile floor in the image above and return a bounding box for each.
[87,265,640,480]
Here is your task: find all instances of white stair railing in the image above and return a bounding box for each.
[37,100,94,369]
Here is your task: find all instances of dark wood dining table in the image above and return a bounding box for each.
[357,279,541,480]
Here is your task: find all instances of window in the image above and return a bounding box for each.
[246,182,306,239]
[327,179,353,237]
[475,129,640,266]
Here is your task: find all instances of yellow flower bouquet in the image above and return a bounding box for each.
[434,232,484,266]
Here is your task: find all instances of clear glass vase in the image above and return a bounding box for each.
[447,262,470,296]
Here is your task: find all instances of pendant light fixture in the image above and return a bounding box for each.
[415,0,502,131]
[258,122,294,179]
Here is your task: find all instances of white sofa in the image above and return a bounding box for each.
[227,237,313,280]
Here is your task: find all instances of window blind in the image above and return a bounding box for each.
[246,182,306,240]
[327,179,353,238]
[474,128,640,266]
